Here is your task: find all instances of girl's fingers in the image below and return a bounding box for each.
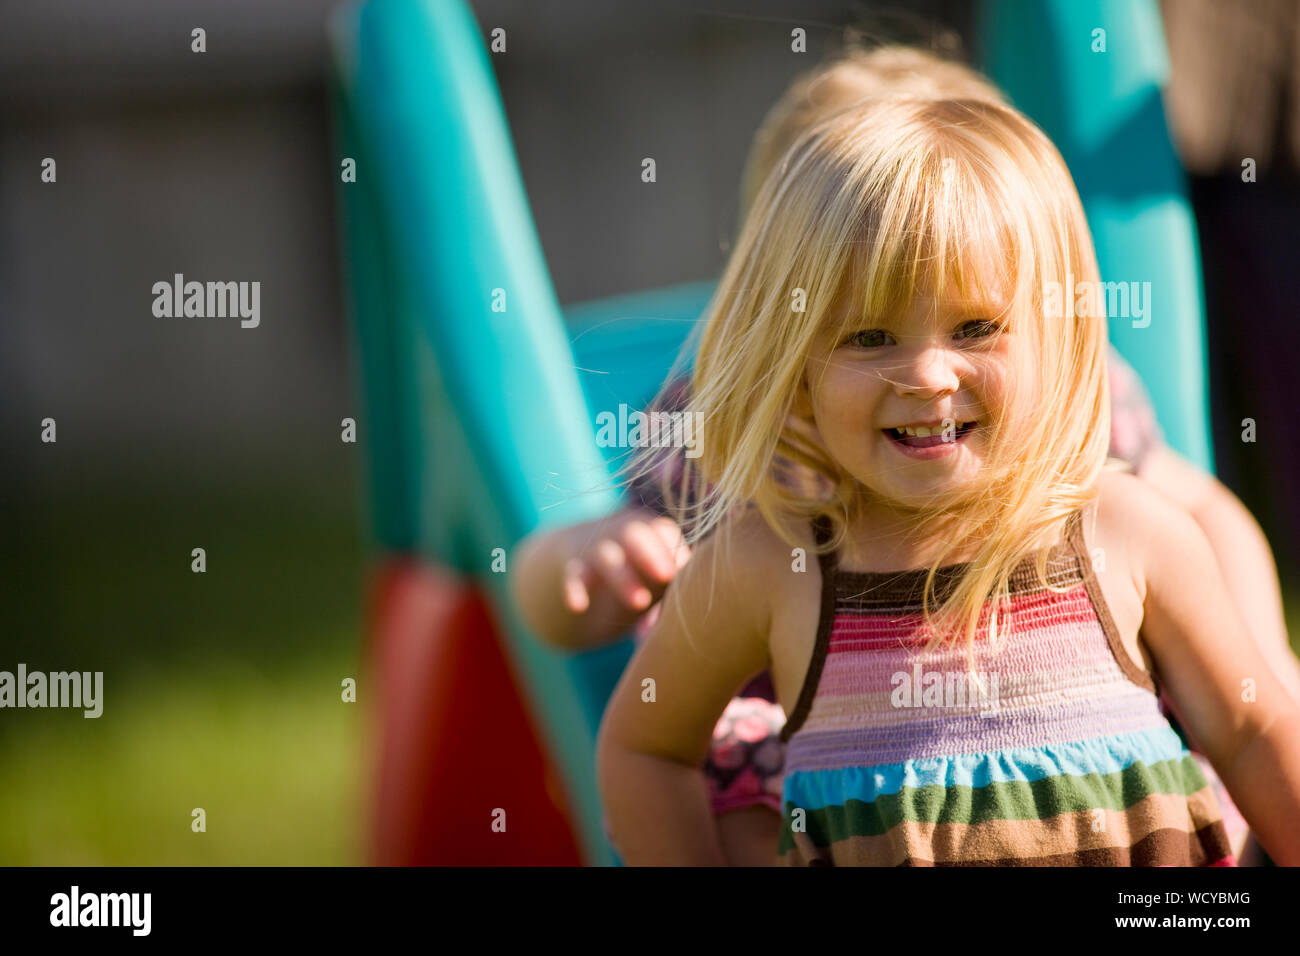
[619,520,678,584]
[591,539,652,611]
[569,515,691,616]
[562,558,592,613]
[649,516,692,569]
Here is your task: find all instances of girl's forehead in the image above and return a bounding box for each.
[831,224,1018,321]
[897,291,1011,321]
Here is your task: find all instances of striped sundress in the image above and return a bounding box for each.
[778,509,1237,866]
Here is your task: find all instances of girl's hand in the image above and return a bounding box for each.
[510,508,690,650]
[562,510,690,616]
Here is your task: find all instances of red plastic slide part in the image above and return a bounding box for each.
[365,557,583,865]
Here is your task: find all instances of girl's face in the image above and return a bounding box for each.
[797,292,1028,511]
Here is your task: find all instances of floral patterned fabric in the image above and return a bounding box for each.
[704,695,787,814]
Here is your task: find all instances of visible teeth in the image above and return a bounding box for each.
[893,421,972,439]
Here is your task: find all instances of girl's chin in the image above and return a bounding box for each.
[860,463,985,507]
[883,485,978,510]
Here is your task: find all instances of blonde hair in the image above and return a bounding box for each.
[739,46,1006,224]
[674,93,1110,657]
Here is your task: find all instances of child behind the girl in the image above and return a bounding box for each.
[595,92,1300,865]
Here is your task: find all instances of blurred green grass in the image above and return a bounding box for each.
[1,470,368,865]
[0,655,362,865]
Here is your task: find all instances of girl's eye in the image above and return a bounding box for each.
[955,320,1001,341]
[844,329,894,348]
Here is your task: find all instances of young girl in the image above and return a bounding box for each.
[594,94,1300,865]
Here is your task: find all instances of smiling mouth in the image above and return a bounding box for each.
[884,421,978,449]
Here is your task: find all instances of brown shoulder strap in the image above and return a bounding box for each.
[1065,508,1158,695]
[780,516,840,743]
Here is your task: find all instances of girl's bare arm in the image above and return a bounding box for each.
[1139,446,1300,703]
[596,509,775,865]
[1106,472,1300,865]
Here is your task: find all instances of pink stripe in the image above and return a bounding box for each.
[825,585,1098,652]
[817,626,1123,698]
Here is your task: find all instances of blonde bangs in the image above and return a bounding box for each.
[827,136,1027,351]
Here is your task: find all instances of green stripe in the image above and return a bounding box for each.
[778,754,1211,853]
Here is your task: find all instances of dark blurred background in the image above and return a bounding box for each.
[1,0,1296,863]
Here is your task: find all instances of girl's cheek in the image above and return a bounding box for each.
[817,364,862,410]
[838,375,881,428]
[975,351,1017,404]
[985,369,1036,436]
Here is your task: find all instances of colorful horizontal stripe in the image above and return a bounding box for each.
[778,510,1236,866]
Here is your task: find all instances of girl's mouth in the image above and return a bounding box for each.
[883,421,977,458]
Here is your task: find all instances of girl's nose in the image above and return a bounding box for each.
[894,345,960,398]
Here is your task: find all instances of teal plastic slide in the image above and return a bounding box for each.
[979,0,1213,471]
[330,0,1212,864]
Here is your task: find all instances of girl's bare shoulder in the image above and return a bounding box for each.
[696,506,818,598]
[1090,466,1216,598]
[666,508,795,615]
[716,508,822,715]
[685,507,822,648]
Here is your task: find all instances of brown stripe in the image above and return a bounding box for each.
[826,527,1078,606]
[784,820,1234,867]
[924,825,1235,867]
[831,557,1084,613]
[1066,508,1157,694]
